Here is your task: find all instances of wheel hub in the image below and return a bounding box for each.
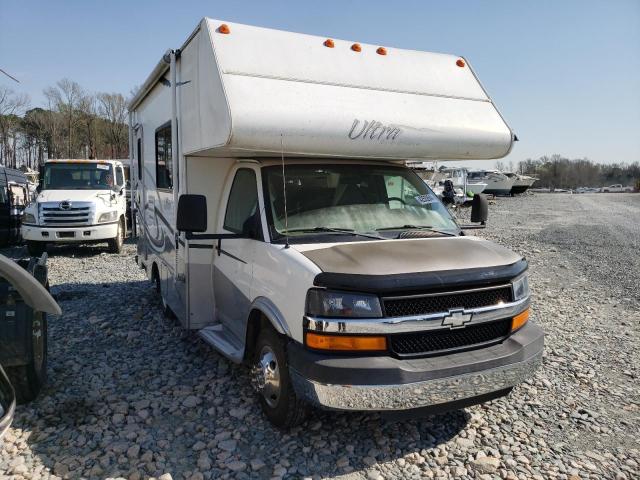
[251,346,281,407]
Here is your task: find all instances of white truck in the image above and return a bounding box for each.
[129,18,543,427]
[21,160,127,255]
[600,184,633,193]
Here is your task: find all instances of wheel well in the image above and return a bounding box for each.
[243,309,276,363]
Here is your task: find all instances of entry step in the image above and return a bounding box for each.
[198,325,243,362]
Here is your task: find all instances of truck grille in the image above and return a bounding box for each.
[382,285,513,317]
[389,319,511,357]
[39,202,92,226]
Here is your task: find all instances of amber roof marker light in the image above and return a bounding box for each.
[324,39,335,48]
[376,47,387,56]
[351,43,362,52]
[218,24,230,34]
[456,58,466,67]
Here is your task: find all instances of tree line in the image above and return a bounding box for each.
[496,155,639,190]
[0,79,129,170]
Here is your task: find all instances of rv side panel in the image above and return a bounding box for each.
[184,156,235,329]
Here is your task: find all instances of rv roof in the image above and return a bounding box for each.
[130,18,516,161]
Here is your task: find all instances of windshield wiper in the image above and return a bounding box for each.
[281,227,385,240]
[375,225,458,237]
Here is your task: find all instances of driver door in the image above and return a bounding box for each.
[213,168,260,342]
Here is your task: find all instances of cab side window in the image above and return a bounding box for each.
[224,169,258,234]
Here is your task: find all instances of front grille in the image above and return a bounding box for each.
[389,319,511,357]
[383,286,513,317]
[40,202,92,226]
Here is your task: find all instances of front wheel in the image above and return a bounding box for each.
[252,328,308,428]
[107,218,124,254]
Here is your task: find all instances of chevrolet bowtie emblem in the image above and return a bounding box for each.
[441,309,473,329]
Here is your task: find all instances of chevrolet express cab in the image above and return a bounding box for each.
[21,160,127,255]
[129,18,544,426]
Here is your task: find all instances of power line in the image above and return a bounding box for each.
[0,68,20,83]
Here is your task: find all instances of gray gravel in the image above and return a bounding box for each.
[1,192,639,480]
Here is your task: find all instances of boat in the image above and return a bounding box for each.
[505,172,537,194]
[411,165,487,202]
[467,170,515,195]
[439,167,487,196]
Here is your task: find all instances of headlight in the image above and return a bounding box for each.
[512,274,530,301]
[306,289,382,318]
[22,213,36,224]
[98,211,118,223]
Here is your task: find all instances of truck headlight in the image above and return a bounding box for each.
[98,211,118,223]
[22,213,36,224]
[512,274,530,301]
[306,289,382,318]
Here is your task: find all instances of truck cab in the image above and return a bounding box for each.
[129,18,544,427]
[21,160,127,255]
[0,167,31,246]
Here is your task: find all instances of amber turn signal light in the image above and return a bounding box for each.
[456,58,465,67]
[306,333,387,351]
[351,43,362,52]
[218,24,230,34]
[376,47,387,56]
[324,39,335,48]
[511,308,530,332]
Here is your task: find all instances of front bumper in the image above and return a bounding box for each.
[21,222,118,243]
[288,321,543,411]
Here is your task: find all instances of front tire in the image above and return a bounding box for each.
[107,218,124,254]
[252,328,308,428]
[26,241,46,256]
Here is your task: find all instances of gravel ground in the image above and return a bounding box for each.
[1,192,639,480]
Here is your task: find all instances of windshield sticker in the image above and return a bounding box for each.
[96,164,110,170]
[415,193,438,205]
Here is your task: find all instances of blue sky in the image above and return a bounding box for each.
[1,0,639,167]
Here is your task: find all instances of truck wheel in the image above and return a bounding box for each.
[252,327,308,428]
[26,241,46,256]
[6,312,47,404]
[107,218,124,254]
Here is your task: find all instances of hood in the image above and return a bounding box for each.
[37,189,115,205]
[296,237,521,276]
[296,236,526,293]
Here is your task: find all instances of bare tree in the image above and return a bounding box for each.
[78,92,98,158]
[494,160,506,172]
[97,92,128,158]
[44,79,83,158]
[0,86,30,166]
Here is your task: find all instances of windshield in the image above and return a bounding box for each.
[43,163,115,190]
[262,164,459,241]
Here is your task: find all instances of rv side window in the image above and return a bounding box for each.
[137,138,142,181]
[155,123,172,189]
[223,169,258,234]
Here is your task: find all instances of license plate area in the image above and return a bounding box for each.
[57,231,76,239]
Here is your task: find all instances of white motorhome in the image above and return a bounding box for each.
[129,18,543,426]
[21,159,127,255]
